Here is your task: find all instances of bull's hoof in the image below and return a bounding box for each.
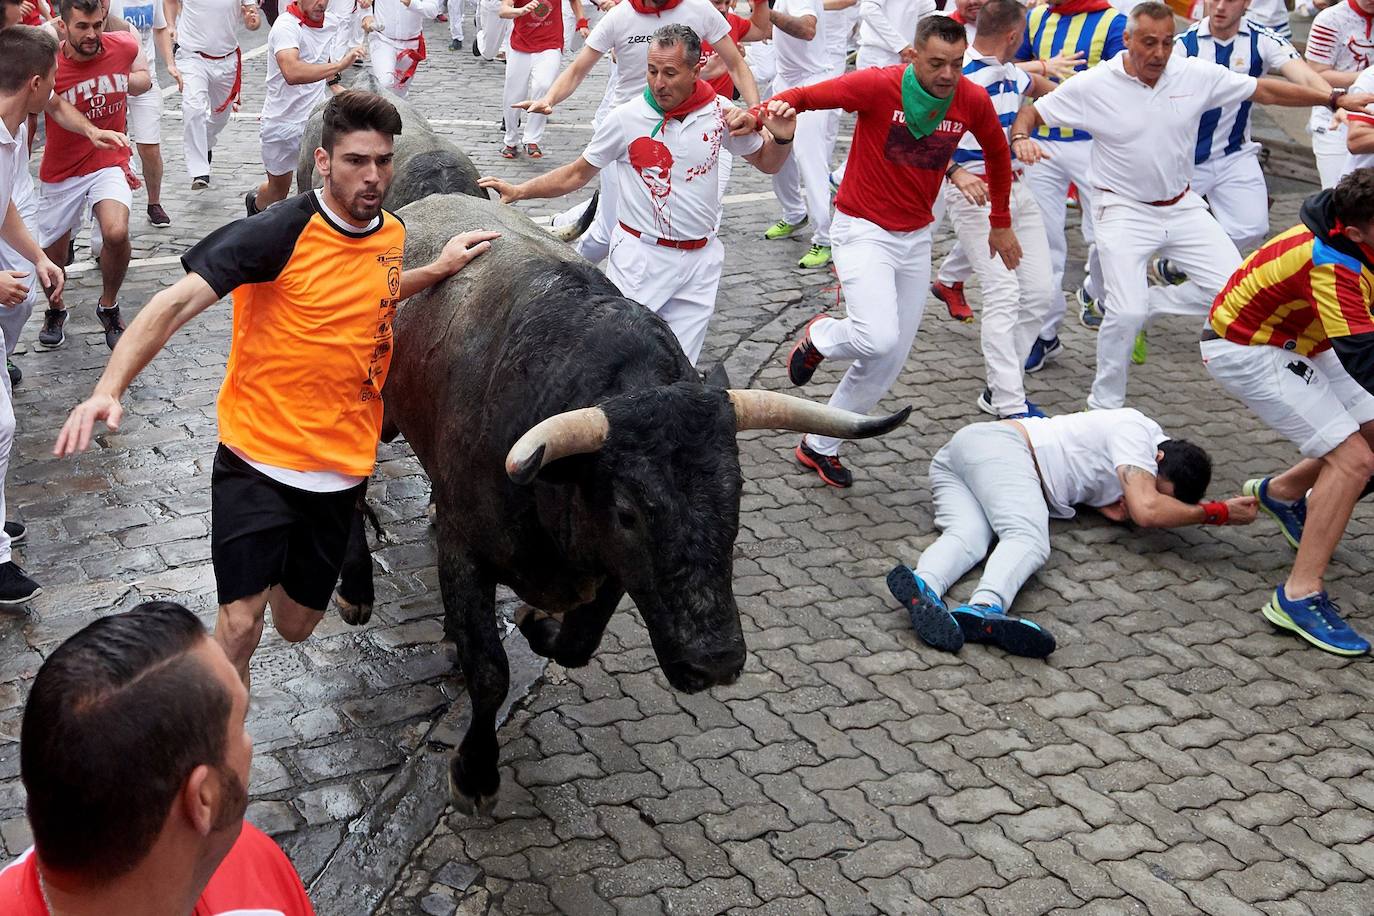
[333,590,373,626]
[448,758,499,818]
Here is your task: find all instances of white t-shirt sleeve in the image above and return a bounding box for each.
[790,0,822,22]
[1202,63,1258,110]
[271,17,303,53]
[690,0,730,43]
[154,0,167,28]
[1107,416,1163,476]
[1260,30,1300,70]
[1305,8,1339,67]
[586,4,623,53]
[723,124,765,157]
[582,110,625,169]
[1032,72,1093,133]
[1352,67,1374,124]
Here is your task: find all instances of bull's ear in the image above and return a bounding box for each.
[507,444,547,486]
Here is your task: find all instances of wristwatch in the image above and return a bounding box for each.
[1329,87,1348,110]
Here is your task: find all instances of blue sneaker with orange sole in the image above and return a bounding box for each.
[1262,586,1369,656]
[886,566,963,652]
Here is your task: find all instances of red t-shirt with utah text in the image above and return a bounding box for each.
[40,31,140,184]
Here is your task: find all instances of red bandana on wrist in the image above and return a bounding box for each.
[627,0,684,14]
[286,1,326,26]
[1046,0,1112,14]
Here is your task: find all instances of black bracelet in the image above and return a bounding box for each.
[946,164,960,179]
[773,135,793,145]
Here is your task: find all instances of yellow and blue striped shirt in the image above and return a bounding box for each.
[1017,4,1127,142]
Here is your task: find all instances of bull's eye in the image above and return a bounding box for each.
[617,510,637,530]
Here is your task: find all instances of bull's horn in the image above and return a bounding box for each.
[727,390,911,439]
[546,189,601,242]
[505,407,610,485]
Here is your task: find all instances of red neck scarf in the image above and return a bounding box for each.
[644,79,717,135]
[1047,0,1112,14]
[949,8,966,23]
[1330,219,1374,263]
[286,2,326,26]
[627,0,684,15]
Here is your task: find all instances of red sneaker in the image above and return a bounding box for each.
[795,440,853,488]
[500,145,518,159]
[931,280,974,323]
[787,315,827,386]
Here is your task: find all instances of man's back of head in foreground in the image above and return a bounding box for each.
[4,600,313,916]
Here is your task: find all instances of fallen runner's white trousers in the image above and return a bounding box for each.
[1089,190,1241,410]
[606,225,725,366]
[175,48,237,180]
[944,180,1055,415]
[806,212,933,456]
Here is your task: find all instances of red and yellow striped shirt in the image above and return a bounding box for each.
[1210,224,1374,356]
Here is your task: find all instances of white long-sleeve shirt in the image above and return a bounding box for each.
[370,0,442,44]
[858,0,935,56]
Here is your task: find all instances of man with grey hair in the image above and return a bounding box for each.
[1011,0,1374,412]
[484,23,793,364]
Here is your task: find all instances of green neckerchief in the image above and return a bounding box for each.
[644,86,675,138]
[900,65,954,140]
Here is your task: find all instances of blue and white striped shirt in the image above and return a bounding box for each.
[1176,16,1299,165]
[952,49,1031,176]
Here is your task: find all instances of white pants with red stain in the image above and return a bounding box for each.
[503,48,560,147]
[606,225,725,366]
[175,48,237,180]
[1089,190,1241,410]
[805,212,933,456]
[368,33,421,98]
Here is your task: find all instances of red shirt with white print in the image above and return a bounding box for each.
[0,823,316,916]
[511,0,565,53]
[39,31,140,184]
[772,65,1013,233]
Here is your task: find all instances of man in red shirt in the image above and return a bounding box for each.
[35,0,150,352]
[777,13,1021,487]
[497,0,587,159]
[0,601,315,915]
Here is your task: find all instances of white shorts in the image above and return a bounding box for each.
[126,83,162,145]
[1202,336,1374,458]
[38,167,132,247]
[260,118,305,176]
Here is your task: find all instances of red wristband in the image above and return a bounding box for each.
[1201,500,1228,525]
[576,16,589,28]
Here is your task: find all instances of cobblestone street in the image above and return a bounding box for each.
[0,16,1370,915]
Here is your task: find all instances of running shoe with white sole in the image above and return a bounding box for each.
[1024,336,1062,373]
[1150,257,1189,286]
[1262,586,1369,656]
[886,565,963,652]
[1243,477,1305,549]
[975,388,1047,419]
[3,521,25,545]
[36,309,67,350]
[0,561,40,606]
[1077,288,1103,330]
[798,244,832,269]
[764,217,809,240]
[951,603,1056,658]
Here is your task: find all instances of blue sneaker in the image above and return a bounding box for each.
[1150,257,1189,286]
[1024,336,1062,373]
[1005,400,1048,420]
[1243,477,1305,549]
[1077,288,1103,330]
[1262,587,1370,656]
[886,565,963,652]
[951,603,1057,658]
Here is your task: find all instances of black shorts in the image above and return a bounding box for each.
[210,444,365,609]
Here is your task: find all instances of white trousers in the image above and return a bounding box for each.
[1022,138,1103,337]
[917,423,1051,610]
[1311,121,1348,190]
[806,212,933,455]
[477,0,510,59]
[607,227,724,365]
[503,48,559,146]
[175,48,237,179]
[771,75,833,246]
[368,34,421,97]
[945,181,1055,415]
[447,0,466,39]
[1192,148,1270,253]
[855,45,900,69]
[1089,191,1241,410]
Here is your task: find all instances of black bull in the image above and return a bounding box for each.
[313,104,909,815]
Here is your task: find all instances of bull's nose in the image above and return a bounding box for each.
[664,647,745,694]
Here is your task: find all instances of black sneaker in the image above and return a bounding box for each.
[951,603,1056,658]
[36,309,67,350]
[471,36,480,56]
[795,439,853,488]
[787,316,827,386]
[96,304,126,350]
[6,360,19,388]
[245,189,260,216]
[191,175,210,190]
[0,561,40,606]
[147,203,171,226]
[448,38,462,50]
[3,521,25,545]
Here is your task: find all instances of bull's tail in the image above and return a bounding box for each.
[547,190,600,243]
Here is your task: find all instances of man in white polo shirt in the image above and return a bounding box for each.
[1011,1,1374,411]
[246,0,360,214]
[1303,0,1374,187]
[163,0,262,189]
[107,0,171,226]
[761,0,831,269]
[483,23,793,364]
[517,0,757,263]
[945,0,1054,419]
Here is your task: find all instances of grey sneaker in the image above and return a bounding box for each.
[36,309,66,350]
[96,304,126,350]
[191,175,210,190]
